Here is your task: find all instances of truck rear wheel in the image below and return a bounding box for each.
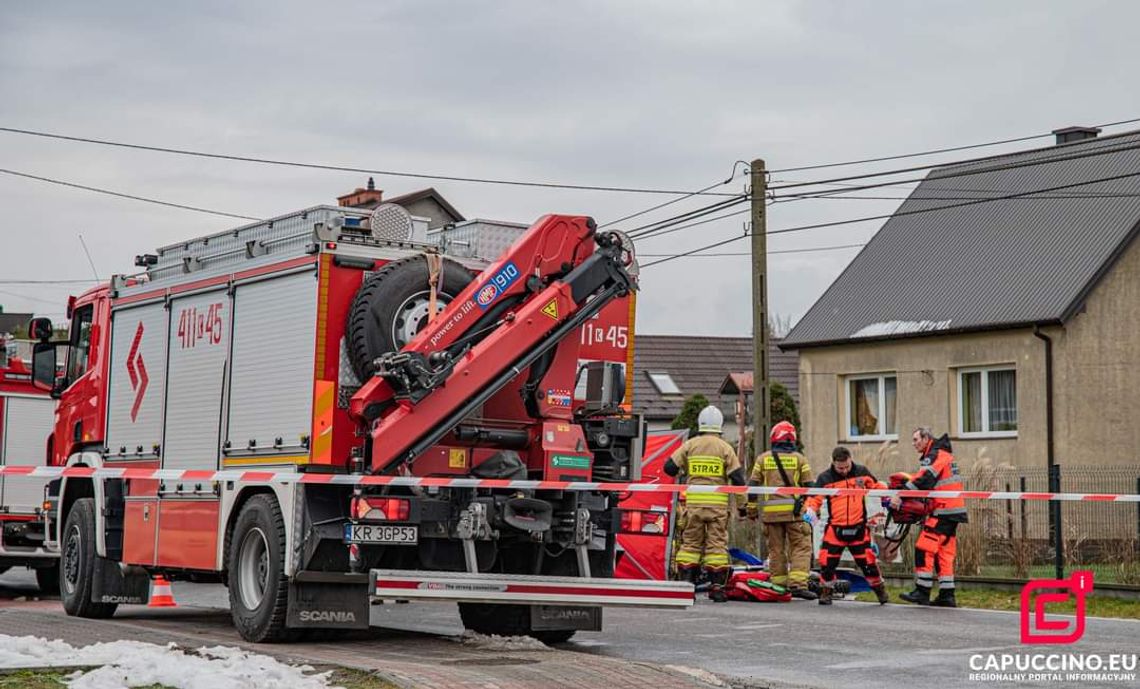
[60,498,117,618]
[346,256,475,381]
[227,495,293,642]
[457,603,576,644]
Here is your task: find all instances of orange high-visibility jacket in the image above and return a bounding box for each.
[904,434,969,523]
[805,463,885,527]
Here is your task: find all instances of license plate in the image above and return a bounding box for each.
[345,524,418,545]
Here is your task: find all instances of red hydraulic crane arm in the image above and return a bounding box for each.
[348,215,637,474]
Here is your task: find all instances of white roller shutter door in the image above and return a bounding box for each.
[1,396,56,513]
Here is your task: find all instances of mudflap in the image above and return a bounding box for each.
[286,579,370,630]
[91,559,150,605]
[530,605,602,632]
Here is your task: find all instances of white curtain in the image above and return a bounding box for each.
[988,369,1017,431]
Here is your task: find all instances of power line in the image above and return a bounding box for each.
[768,116,1140,174]
[640,167,1140,265]
[638,242,866,258]
[626,195,749,239]
[767,168,1140,238]
[640,233,750,268]
[0,279,95,285]
[630,206,751,242]
[600,162,747,228]
[0,168,263,221]
[0,126,738,197]
[768,136,1140,196]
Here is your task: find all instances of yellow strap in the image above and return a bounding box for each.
[686,492,729,505]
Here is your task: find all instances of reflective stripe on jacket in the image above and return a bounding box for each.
[905,434,969,523]
[671,435,741,508]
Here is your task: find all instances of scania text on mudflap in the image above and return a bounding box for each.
[0,339,60,594]
[31,204,691,643]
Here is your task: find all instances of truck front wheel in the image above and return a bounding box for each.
[60,498,117,618]
[227,495,293,642]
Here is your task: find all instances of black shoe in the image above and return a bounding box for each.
[872,584,889,605]
[709,587,728,603]
[931,590,957,608]
[818,586,832,605]
[790,587,818,601]
[899,587,931,605]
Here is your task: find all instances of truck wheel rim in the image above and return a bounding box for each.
[62,524,81,595]
[238,527,269,610]
[391,291,452,348]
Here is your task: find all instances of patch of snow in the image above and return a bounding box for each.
[664,664,726,686]
[850,320,952,339]
[457,630,551,652]
[0,635,336,689]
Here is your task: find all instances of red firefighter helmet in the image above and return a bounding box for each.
[770,421,797,445]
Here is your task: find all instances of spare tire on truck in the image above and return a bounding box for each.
[346,255,476,381]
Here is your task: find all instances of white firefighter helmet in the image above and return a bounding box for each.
[697,405,724,434]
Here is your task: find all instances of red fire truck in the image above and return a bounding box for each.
[30,205,690,642]
[0,337,59,591]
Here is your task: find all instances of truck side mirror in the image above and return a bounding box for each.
[29,317,54,343]
[32,342,58,394]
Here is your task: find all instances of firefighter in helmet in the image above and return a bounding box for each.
[663,405,745,602]
[803,446,890,605]
[891,426,968,607]
[744,421,816,599]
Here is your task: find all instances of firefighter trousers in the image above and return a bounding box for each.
[818,525,881,587]
[914,517,958,590]
[674,505,730,572]
[764,520,812,589]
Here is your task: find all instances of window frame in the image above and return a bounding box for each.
[65,304,95,385]
[646,371,682,395]
[957,366,1018,438]
[843,373,898,441]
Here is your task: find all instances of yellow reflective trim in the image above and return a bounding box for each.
[675,550,701,565]
[763,456,801,471]
[703,553,730,566]
[686,492,729,505]
[763,503,795,512]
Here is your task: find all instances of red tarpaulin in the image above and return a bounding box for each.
[614,429,687,580]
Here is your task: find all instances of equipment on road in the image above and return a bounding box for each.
[33,204,689,643]
[148,575,177,607]
[725,570,791,603]
[0,338,59,594]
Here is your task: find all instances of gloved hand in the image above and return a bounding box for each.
[737,506,749,519]
[802,509,818,526]
[745,502,760,521]
[881,497,893,510]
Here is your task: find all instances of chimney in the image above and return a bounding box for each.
[1052,126,1101,145]
[337,177,383,208]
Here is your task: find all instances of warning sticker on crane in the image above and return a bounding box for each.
[541,300,559,320]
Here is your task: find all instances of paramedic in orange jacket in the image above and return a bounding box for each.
[891,427,969,607]
[803,446,890,605]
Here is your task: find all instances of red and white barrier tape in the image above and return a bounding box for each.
[1,465,1137,502]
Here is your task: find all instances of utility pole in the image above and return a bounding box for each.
[751,159,770,456]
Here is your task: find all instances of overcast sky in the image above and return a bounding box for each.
[2,1,1138,336]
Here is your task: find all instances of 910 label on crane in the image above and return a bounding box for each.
[475,261,520,310]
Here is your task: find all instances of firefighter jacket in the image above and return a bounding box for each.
[664,434,743,509]
[805,463,885,527]
[749,445,813,523]
[905,434,969,523]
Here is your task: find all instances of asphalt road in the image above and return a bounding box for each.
[3,567,1138,689]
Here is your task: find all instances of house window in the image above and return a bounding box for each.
[845,374,897,440]
[959,367,1017,436]
[647,371,681,395]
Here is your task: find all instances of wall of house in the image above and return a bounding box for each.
[1052,230,1140,470]
[796,329,1048,475]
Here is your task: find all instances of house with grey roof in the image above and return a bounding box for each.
[633,335,798,443]
[781,126,1140,474]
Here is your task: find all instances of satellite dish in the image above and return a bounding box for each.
[369,203,415,242]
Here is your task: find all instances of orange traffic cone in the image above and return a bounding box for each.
[149,575,177,608]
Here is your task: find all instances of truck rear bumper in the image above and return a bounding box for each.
[370,569,693,608]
